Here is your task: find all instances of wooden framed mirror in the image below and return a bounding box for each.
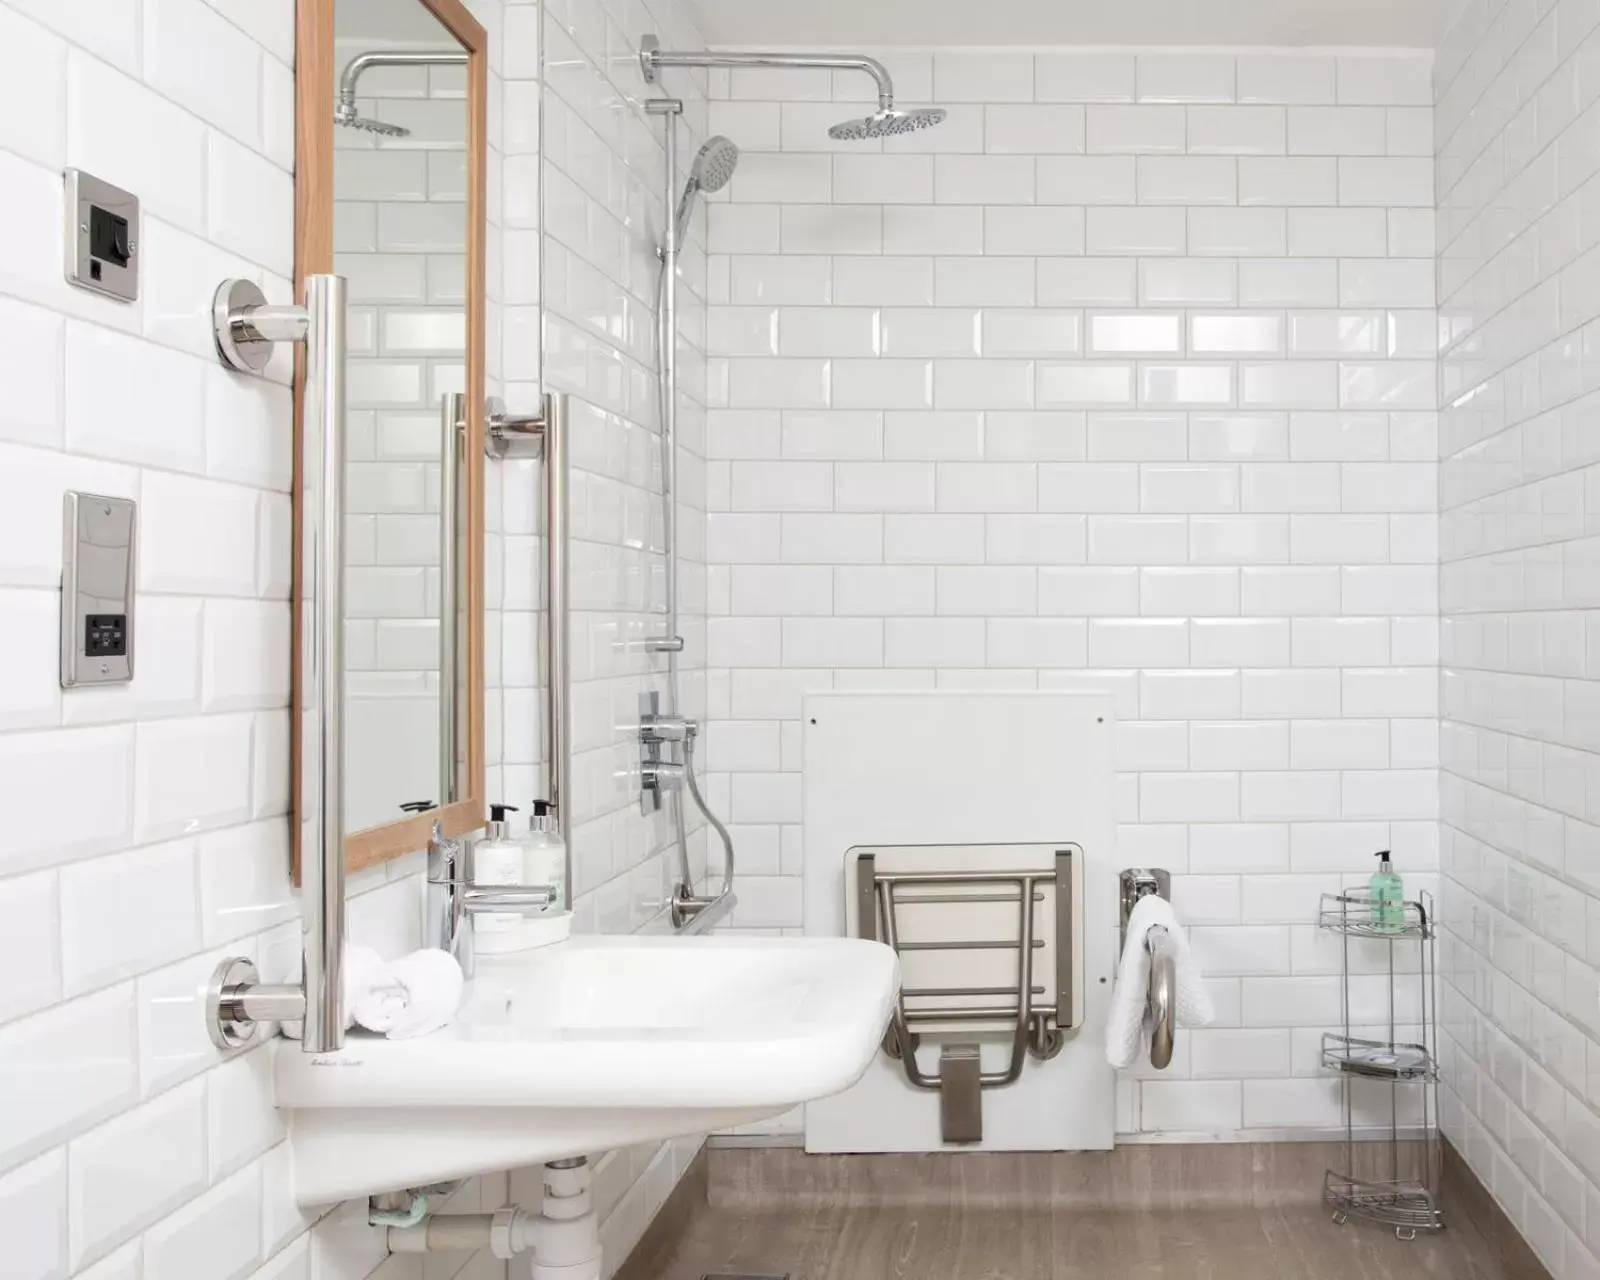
[294,0,488,877]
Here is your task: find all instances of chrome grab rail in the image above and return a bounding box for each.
[206,275,349,1053]
[438,393,464,807]
[1120,867,1177,1071]
[1146,924,1176,1070]
[545,395,569,843]
[481,393,571,885]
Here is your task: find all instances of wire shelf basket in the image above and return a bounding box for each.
[1321,1033,1436,1082]
[1325,1172,1443,1239]
[1318,889,1432,940]
[1317,886,1444,1238]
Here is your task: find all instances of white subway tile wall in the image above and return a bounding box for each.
[1436,0,1600,1273]
[516,0,715,1270]
[704,49,1440,1141]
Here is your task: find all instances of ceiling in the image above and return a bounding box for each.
[685,0,1457,50]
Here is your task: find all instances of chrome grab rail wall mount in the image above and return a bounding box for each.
[1119,867,1175,1071]
[206,276,349,1053]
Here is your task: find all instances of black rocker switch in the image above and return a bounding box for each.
[90,206,131,268]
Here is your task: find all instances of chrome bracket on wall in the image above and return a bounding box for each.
[484,395,549,460]
[1119,867,1170,948]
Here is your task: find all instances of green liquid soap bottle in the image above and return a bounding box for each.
[1370,849,1405,933]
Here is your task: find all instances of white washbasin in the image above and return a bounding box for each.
[274,935,899,1203]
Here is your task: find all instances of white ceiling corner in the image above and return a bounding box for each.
[684,0,1457,51]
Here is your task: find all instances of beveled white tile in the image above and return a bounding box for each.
[0,1150,67,1280]
[0,984,137,1175]
[59,838,199,997]
[68,1079,206,1269]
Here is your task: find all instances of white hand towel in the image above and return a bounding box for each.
[1105,894,1214,1069]
[281,944,396,1040]
[351,948,465,1040]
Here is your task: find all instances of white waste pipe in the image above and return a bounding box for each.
[529,1160,601,1280]
[386,1208,536,1259]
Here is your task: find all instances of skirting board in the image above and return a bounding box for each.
[710,1126,1434,1148]
[704,1142,1432,1212]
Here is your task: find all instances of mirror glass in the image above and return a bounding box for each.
[333,0,470,834]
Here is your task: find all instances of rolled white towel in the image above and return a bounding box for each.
[281,944,395,1040]
[1105,894,1214,1069]
[351,948,465,1040]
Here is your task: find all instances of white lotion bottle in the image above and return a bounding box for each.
[520,799,572,947]
[473,803,533,954]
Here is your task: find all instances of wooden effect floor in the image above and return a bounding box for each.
[621,1201,1509,1280]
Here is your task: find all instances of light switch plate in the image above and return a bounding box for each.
[61,492,136,688]
[64,169,139,302]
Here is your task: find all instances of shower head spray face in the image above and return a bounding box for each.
[337,114,411,138]
[828,106,947,141]
[672,136,740,242]
[691,135,740,193]
[334,99,412,138]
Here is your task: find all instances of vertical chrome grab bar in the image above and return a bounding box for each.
[438,392,464,808]
[302,274,349,1053]
[205,274,349,1054]
[481,393,571,878]
[544,394,570,839]
[1146,924,1176,1070]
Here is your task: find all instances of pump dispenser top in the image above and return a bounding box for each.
[486,803,519,840]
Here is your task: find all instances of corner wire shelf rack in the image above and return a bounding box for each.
[1318,888,1444,1239]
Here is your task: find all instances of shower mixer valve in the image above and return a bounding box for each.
[638,692,696,812]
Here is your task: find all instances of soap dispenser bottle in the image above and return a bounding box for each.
[473,803,529,954]
[1369,849,1405,933]
[520,799,572,947]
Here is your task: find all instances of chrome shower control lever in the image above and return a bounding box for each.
[640,712,695,743]
[638,692,694,812]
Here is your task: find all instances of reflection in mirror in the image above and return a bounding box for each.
[332,0,469,834]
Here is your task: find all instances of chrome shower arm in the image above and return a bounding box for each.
[640,38,896,112]
[337,51,469,116]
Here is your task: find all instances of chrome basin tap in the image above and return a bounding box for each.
[426,822,558,978]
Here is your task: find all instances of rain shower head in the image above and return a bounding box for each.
[672,135,740,241]
[335,50,469,140]
[335,102,411,137]
[638,38,948,146]
[828,106,948,141]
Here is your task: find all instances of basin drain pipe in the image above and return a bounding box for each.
[384,1207,537,1259]
[530,1157,601,1280]
[374,1158,599,1276]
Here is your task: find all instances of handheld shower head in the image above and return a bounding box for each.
[672,135,740,241]
[690,135,740,193]
[829,106,947,141]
